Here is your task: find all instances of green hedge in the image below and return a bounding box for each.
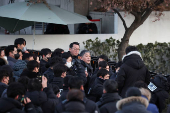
[83,37,170,74]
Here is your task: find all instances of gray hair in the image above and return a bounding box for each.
[79,50,90,57]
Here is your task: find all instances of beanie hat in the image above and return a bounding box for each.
[125,87,141,97]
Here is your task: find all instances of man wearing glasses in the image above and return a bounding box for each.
[69,42,80,60]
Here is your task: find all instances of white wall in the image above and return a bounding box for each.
[0,34,118,51]
[118,11,170,45]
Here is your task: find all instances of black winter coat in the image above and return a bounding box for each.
[43,87,59,113]
[25,91,47,107]
[0,82,7,97]
[97,93,121,113]
[0,97,36,113]
[116,96,151,113]
[43,68,54,83]
[59,87,69,102]
[116,54,150,97]
[80,60,93,94]
[51,77,64,89]
[40,59,48,74]
[150,76,170,113]
[55,97,100,113]
[62,100,87,113]
[90,67,114,88]
[88,77,105,102]
[26,88,59,113]
[71,59,87,85]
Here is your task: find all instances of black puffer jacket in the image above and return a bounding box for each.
[150,75,170,113]
[71,59,87,85]
[51,77,64,89]
[43,87,59,113]
[97,93,121,113]
[40,59,48,74]
[0,97,36,113]
[55,97,100,113]
[43,68,54,83]
[62,100,87,113]
[116,96,151,113]
[90,67,114,89]
[88,77,105,102]
[26,89,59,113]
[25,91,47,107]
[80,60,93,94]
[116,54,150,97]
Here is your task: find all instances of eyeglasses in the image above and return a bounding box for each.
[72,48,80,51]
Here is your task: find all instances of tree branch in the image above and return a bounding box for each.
[113,9,128,30]
[154,0,164,6]
[140,8,152,25]
[139,0,164,26]
[130,11,138,17]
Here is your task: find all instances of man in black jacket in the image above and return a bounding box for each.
[116,46,150,98]
[88,69,110,102]
[68,42,87,84]
[150,75,170,113]
[93,55,114,77]
[59,75,72,102]
[20,60,40,79]
[40,48,52,74]
[62,89,87,113]
[0,82,36,113]
[51,63,67,89]
[97,79,121,113]
[5,45,18,68]
[89,61,109,89]
[68,42,80,60]
[26,76,59,113]
[55,76,100,113]
[43,56,63,83]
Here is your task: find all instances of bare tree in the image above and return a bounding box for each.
[90,0,170,60]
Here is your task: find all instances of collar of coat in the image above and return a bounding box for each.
[116,96,149,110]
[122,51,143,61]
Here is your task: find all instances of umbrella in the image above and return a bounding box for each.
[0,1,90,33]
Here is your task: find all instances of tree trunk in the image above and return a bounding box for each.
[118,28,136,61]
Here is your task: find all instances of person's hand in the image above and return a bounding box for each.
[42,76,47,88]
[24,97,31,105]
[116,67,120,73]
[25,50,29,53]
[89,29,93,32]
[85,71,88,77]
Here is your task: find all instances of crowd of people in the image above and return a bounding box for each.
[0,38,169,113]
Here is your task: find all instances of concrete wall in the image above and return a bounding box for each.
[0,34,118,51]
